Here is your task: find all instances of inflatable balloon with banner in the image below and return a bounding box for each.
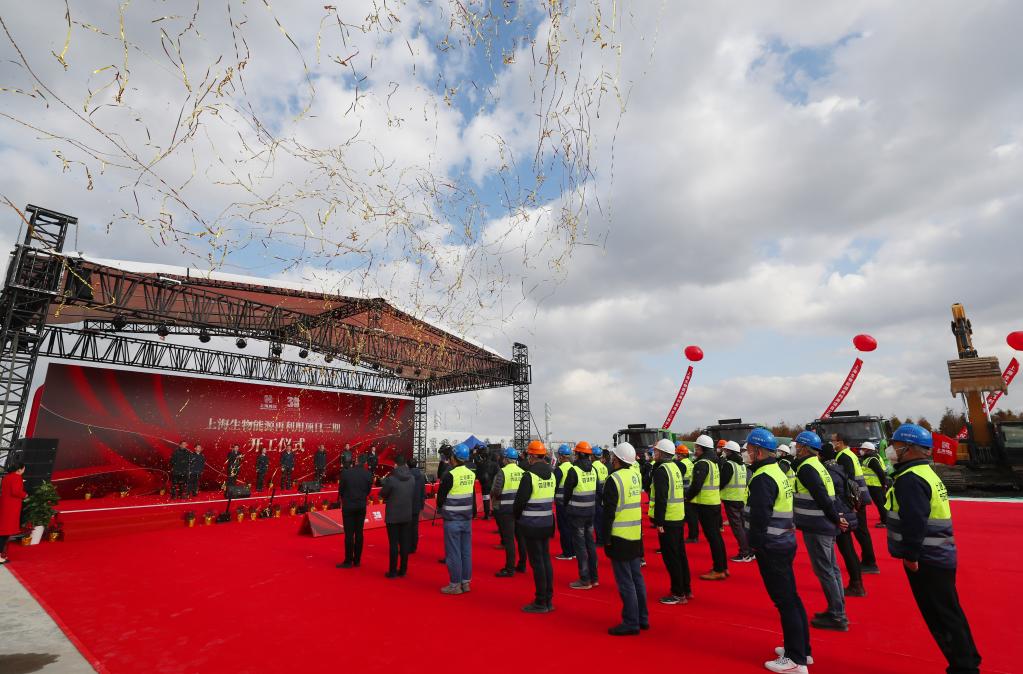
[662,346,703,429]
[820,334,876,419]
[954,332,1022,440]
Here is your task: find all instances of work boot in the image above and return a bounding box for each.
[845,582,867,597]
[659,595,684,605]
[607,624,640,636]
[569,580,593,590]
[440,583,463,595]
[699,570,727,581]
[495,568,514,578]
[555,553,575,561]
[773,649,814,666]
[515,563,527,573]
[522,602,549,613]
[811,614,849,632]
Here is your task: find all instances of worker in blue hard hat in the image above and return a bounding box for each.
[437,443,477,595]
[885,424,980,674]
[492,447,527,577]
[591,445,609,544]
[554,443,576,561]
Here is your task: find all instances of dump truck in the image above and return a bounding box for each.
[612,423,672,451]
[702,418,762,446]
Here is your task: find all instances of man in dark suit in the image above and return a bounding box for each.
[408,457,427,553]
[314,444,328,483]
[380,453,416,577]
[366,446,379,475]
[255,449,269,491]
[170,441,190,499]
[187,444,206,497]
[225,445,243,487]
[280,448,296,490]
[336,457,373,568]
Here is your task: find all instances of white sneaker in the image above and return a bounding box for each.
[774,648,813,665]
[764,656,809,673]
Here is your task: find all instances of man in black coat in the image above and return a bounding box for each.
[408,457,427,553]
[513,443,556,613]
[255,449,270,491]
[366,446,379,475]
[280,448,296,490]
[186,445,206,497]
[477,449,498,520]
[170,441,190,499]
[380,454,416,577]
[314,444,328,483]
[336,458,374,568]
[225,445,243,487]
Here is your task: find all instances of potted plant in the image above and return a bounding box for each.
[235,506,246,522]
[47,517,64,542]
[22,482,59,545]
[119,487,130,498]
[249,507,258,521]
[273,504,282,518]
[203,509,216,525]
[320,498,329,511]
[288,501,298,516]
[184,510,197,527]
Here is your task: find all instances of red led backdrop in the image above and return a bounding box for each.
[29,363,413,499]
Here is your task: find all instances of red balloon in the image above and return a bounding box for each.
[1008,332,1023,351]
[853,334,877,352]
[684,345,704,362]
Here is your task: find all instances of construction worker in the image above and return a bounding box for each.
[791,431,850,632]
[859,441,889,527]
[777,444,796,483]
[676,444,699,543]
[437,443,476,595]
[821,444,866,598]
[743,428,809,674]
[602,442,648,635]
[563,441,599,589]
[831,433,879,574]
[492,447,527,577]
[513,440,557,613]
[886,424,981,673]
[553,444,576,560]
[685,434,728,579]
[720,440,754,563]
[650,438,691,604]
[592,445,609,545]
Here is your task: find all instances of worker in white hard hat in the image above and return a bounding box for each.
[857,441,889,528]
[720,440,754,563]
[649,438,691,604]
[777,444,796,484]
[602,442,649,635]
[685,434,728,580]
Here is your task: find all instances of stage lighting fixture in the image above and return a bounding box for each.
[156,324,170,338]
[270,344,283,357]
[111,315,128,330]
[324,354,334,363]
[236,337,247,349]
[299,349,309,359]
[198,329,211,343]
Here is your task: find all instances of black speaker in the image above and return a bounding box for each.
[7,438,58,492]
[299,480,322,494]
[225,484,251,498]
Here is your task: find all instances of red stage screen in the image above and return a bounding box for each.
[30,363,413,499]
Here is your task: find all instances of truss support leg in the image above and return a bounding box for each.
[413,396,427,465]
[512,343,531,453]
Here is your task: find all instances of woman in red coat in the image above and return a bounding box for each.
[0,461,27,563]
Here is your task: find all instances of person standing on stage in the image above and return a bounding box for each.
[336,456,373,569]
[437,443,476,595]
[563,441,599,590]
[513,440,556,612]
[225,444,242,487]
[603,442,648,636]
[170,441,190,499]
[492,447,527,577]
[186,444,206,497]
[314,444,328,484]
[686,434,728,580]
[408,457,427,553]
[0,462,28,564]
[341,443,353,468]
[650,438,691,605]
[720,440,754,563]
[885,423,981,674]
[366,446,379,476]
[380,453,416,578]
[280,446,296,490]
[255,448,269,491]
[832,433,879,574]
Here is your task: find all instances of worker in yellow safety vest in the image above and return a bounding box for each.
[650,439,691,605]
[602,442,648,636]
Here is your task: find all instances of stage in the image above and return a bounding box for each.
[4,498,1017,673]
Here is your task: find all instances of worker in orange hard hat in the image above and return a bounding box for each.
[563,441,599,589]
[515,440,557,612]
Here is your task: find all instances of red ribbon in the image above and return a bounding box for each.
[662,365,694,430]
[821,358,863,420]
[956,357,1019,440]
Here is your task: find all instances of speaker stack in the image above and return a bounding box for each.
[5,438,59,492]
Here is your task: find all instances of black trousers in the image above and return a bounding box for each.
[555,503,574,556]
[496,512,526,570]
[756,548,810,666]
[256,470,266,491]
[695,503,727,572]
[282,469,293,489]
[868,486,888,524]
[0,535,9,557]
[684,506,700,540]
[342,508,366,564]
[315,468,325,482]
[386,521,412,573]
[906,563,981,674]
[170,473,187,499]
[852,507,877,566]
[410,513,421,553]
[836,530,863,585]
[658,526,691,596]
[185,473,200,497]
[481,493,492,518]
[525,536,554,606]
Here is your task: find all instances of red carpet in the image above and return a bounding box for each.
[7,499,1019,674]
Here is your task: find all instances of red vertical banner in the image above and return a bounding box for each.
[956,357,1019,440]
[821,358,863,419]
[932,433,958,465]
[662,366,694,430]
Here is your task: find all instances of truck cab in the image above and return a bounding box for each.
[702,418,761,446]
[806,410,891,450]
[613,423,671,452]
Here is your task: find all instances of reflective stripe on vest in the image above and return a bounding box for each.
[566,464,598,516]
[743,462,795,550]
[442,465,476,521]
[679,457,694,490]
[885,464,956,566]
[555,460,574,504]
[720,461,748,503]
[691,458,721,505]
[519,471,556,528]
[648,461,686,522]
[793,456,839,536]
[838,447,870,499]
[610,469,643,541]
[863,455,884,488]
[498,463,524,513]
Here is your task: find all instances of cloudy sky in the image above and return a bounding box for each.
[2,1,1021,444]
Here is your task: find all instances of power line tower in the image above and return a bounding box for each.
[512,342,531,452]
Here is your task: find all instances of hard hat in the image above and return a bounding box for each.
[695,434,714,450]
[892,423,933,449]
[574,441,593,454]
[558,443,572,456]
[723,440,741,454]
[717,439,728,449]
[504,447,519,460]
[527,440,547,456]
[745,427,778,451]
[859,441,876,451]
[592,445,603,457]
[794,430,823,452]
[776,443,791,456]
[676,444,690,456]
[612,442,637,465]
[453,444,470,461]
[654,438,676,455]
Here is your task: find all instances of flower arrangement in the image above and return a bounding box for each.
[184,510,197,527]
[288,501,298,516]
[47,518,65,542]
[273,504,282,518]
[203,509,216,525]
[235,506,247,522]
